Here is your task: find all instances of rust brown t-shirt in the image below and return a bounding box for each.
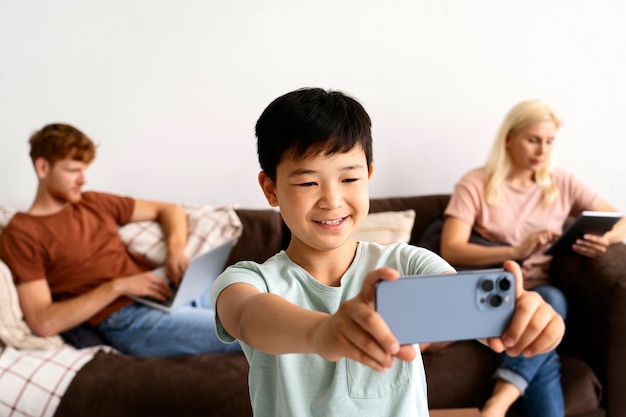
[0,192,153,325]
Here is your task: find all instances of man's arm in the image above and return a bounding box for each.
[17,270,173,337]
[132,199,189,283]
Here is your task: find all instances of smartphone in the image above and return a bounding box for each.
[375,268,515,345]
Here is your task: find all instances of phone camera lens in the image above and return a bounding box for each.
[489,294,503,307]
[481,279,494,292]
[498,277,511,291]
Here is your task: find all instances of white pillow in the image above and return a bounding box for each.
[119,204,243,263]
[1,207,63,350]
[0,260,64,350]
[0,206,16,234]
[354,210,416,245]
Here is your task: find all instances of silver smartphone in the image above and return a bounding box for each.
[375,269,515,345]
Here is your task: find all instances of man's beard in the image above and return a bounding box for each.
[50,187,82,205]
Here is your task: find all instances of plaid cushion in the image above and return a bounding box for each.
[0,345,113,417]
[119,204,243,263]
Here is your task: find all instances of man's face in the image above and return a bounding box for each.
[42,157,89,204]
[260,145,373,254]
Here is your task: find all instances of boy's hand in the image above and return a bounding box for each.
[486,260,565,357]
[312,267,417,372]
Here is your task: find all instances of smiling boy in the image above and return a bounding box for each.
[210,88,565,416]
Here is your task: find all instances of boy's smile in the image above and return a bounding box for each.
[259,145,373,266]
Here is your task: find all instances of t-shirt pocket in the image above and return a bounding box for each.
[346,358,409,398]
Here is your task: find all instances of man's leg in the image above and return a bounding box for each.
[97,298,241,356]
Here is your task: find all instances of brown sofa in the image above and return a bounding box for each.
[54,194,626,417]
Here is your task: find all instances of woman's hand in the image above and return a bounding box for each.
[572,234,610,258]
[514,230,558,260]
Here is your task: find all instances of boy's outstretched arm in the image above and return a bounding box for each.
[215,267,416,372]
[486,260,565,357]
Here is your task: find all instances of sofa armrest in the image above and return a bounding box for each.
[551,243,626,417]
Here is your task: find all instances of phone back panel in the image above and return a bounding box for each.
[375,269,515,345]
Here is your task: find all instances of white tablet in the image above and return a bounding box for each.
[544,211,622,256]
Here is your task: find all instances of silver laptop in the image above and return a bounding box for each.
[130,239,236,313]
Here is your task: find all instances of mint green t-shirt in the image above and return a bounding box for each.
[210,242,453,417]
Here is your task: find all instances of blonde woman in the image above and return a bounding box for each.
[440,100,626,417]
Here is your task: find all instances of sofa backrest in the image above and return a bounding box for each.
[369,194,451,246]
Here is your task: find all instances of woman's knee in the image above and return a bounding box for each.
[532,285,567,318]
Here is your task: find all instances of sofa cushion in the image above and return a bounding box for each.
[0,344,110,417]
[0,259,64,350]
[354,209,416,244]
[424,341,603,416]
[0,206,16,234]
[55,351,252,417]
[119,204,243,265]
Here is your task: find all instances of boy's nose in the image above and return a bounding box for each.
[318,187,344,210]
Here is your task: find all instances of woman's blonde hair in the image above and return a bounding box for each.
[485,100,561,205]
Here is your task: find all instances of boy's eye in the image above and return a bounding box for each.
[343,178,359,183]
[297,182,317,187]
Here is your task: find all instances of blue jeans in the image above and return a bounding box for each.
[97,291,241,356]
[493,285,567,417]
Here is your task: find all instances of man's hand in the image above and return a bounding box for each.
[113,271,174,301]
[164,250,190,287]
[486,260,565,357]
[311,267,417,372]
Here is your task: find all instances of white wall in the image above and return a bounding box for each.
[1,1,624,211]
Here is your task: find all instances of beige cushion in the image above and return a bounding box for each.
[354,210,416,245]
[0,204,243,350]
[0,206,16,234]
[0,260,64,350]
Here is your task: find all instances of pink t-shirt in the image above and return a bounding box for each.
[444,167,600,286]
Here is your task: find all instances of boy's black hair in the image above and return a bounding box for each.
[255,87,373,182]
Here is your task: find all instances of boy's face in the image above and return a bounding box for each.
[259,145,373,255]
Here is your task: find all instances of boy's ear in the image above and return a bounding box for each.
[368,164,374,179]
[258,171,279,207]
[34,157,51,180]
